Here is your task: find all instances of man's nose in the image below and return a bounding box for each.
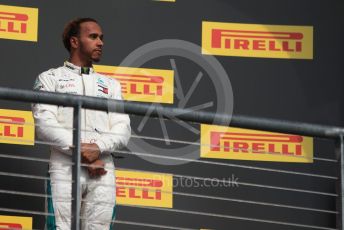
[97,38,103,47]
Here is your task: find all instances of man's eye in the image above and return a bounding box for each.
[90,34,97,39]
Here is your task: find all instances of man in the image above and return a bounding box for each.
[32,18,131,230]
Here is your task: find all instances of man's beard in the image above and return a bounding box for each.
[92,56,101,62]
[79,42,101,63]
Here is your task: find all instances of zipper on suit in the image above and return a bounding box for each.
[81,74,87,141]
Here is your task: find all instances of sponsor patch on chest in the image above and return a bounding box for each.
[97,77,109,96]
[57,78,78,94]
[59,83,76,89]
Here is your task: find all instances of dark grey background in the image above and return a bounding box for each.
[0,0,343,229]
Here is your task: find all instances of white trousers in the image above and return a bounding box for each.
[46,155,116,230]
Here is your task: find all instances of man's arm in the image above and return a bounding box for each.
[95,80,131,153]
[32,71,74,155]
[81,79,130,177]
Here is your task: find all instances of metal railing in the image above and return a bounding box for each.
[0,86,343,229]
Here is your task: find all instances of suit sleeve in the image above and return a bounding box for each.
[32,72,73,155]
[95,80,131,153]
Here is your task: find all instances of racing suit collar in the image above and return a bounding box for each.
[64,61,95,75]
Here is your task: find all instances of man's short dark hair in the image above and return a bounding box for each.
[62,18,98,52]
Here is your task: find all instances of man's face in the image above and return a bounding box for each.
[77,21,104,63]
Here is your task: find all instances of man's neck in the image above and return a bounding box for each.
[69,55,92,67]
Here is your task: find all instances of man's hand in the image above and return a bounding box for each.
[81,143,101,163]
[87,159,107,178]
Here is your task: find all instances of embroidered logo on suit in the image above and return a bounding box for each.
[97,78,109,95]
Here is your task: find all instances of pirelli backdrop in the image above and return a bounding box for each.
[0,0,343,229]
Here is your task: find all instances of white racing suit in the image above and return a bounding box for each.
[32,61,131,230]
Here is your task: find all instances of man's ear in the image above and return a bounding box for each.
[70,36,79,49]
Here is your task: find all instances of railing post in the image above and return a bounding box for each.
[71,103,82,230]
[336,135,344,230]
